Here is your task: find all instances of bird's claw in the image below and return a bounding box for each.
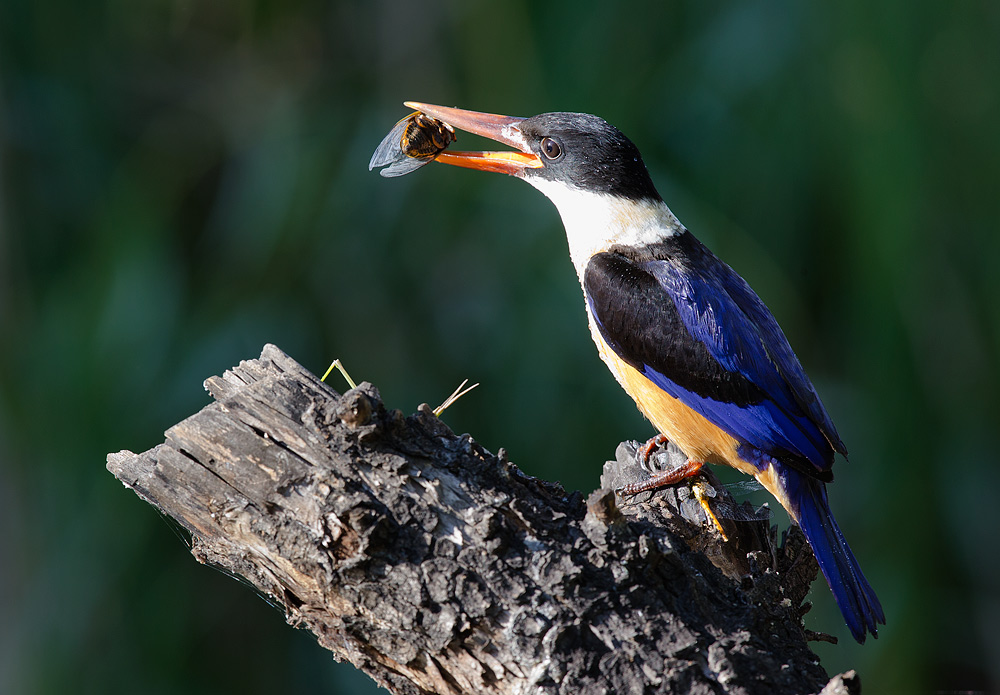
[619,458,705,496]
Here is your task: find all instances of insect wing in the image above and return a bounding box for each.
[369,115,437,178]
[376,154,434,178]
[713,480,771,522]
[676,480,772,523]
[711,497,772,523]
[720,480,765,496]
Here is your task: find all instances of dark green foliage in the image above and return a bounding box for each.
[1,0,998,693]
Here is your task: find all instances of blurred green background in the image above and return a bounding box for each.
[2,0,998,692]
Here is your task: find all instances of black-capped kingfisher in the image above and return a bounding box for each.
[394,101,885,644]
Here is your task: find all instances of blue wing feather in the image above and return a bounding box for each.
[640,255,843,470]
[711,262,846,456]
[584,242,882,641]
[585,241,843,474]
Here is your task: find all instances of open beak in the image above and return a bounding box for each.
[404,101,543,176]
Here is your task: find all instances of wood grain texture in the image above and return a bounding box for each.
[106,344,861,695]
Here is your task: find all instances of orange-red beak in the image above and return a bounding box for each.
[404,101,543,176]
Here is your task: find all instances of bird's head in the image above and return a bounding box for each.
[408,102,661,203]
[406,102,679,274]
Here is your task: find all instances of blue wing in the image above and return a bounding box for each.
[584,237,845,475]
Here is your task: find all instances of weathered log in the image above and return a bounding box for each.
[106,344,860,695]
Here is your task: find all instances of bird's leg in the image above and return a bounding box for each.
[619,458,704,496]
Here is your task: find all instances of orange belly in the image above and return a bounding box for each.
[590,323,794,515]
[596,340,752,475]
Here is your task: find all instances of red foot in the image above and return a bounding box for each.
[620,459,705,496]
[640,434,669,464]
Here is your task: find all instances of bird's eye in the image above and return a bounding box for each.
[540,137,562,159]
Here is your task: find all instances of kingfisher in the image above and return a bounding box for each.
[387,101,885,643]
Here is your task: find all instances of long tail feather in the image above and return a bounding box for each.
[790,472,885,643]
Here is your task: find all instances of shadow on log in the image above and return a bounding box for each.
[107,344,861,695]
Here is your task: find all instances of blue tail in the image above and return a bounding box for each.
[789,471,885,643]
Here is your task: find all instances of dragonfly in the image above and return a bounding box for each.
[674,478,772,542]
[684,479,771,520]
[621,439,771,540]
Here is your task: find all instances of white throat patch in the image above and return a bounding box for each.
[525,177,684,279]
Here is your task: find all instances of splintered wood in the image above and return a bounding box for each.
[108,344,857,695]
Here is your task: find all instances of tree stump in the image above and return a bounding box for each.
[106,344,861,695]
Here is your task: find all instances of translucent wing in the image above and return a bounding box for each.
[640,440,772,523]
[369,111,455,178]
[677,479,772,522]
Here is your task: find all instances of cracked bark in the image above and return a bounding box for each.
[106,344,862,695]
